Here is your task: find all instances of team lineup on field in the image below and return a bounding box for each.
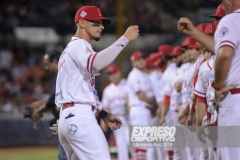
[3,1,240,160]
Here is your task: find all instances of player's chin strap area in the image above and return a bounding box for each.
[33,120,55,140]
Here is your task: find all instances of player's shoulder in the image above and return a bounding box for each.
[199,60,208,70]
[103,83,112,93]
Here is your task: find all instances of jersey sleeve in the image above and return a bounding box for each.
[193,65,207,98]
[69,40,98,74]
[101,87,110,109]
[216,16,239,51]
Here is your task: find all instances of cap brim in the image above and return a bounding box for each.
[209,14,225,18]
[85,17,111,25]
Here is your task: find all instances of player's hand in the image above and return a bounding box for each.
[31,109,42,121]
[214,85,237,107]
[124,25,139,41]
[186,115,193,126]
[178,17,195,36]
[103,113,122,130]
[50,119,58,135]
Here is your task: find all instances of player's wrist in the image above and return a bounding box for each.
[98,109,108,119]
[211,82,224,91]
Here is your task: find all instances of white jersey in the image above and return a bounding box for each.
[102,79,128,116]
[163,64,181,111]
[205,56,218,124]
[149,70,163,104]
[127,68,155,108]
[176,62,190,83]
[215,9,240,87]
[55,37,102,110]
[193,61,210,98]
[181,63,195,107]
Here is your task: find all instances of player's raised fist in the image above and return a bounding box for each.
[178,17,195,36]
[124,25,139,42]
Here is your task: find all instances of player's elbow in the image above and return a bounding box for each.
[217,46,234,60]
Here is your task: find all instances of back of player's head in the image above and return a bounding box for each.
[47,50,62,63]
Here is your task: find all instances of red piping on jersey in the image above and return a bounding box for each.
[207,60,212,70]
[70,39,78,42]
[163,95,170,106]
[219,44,235,51]
[90,52,98,74]
[87,54,93,73]
[194,89,206,96]
[134,148,147,153]
[196,96,206,103]
[219,40,236,48]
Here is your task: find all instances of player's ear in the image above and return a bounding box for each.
[78,20,86,29]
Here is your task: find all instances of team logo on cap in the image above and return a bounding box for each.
[218,27,229,38]
[80,11,87,18]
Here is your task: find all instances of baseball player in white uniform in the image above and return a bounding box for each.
[160,46,188,160]
[213,3,240,159]
[55,6,139,160]
[101,65,129,160]
[145,55,166,160]
[178,1,240,159]
[127,51,156,160]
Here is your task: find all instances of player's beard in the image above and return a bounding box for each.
[93,37,100,41]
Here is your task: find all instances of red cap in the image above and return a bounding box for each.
[181,37,198,49]
[196,23,209,32]
[145,57,154,69]
[158,44,173,56]
[75,6,111,25]
[107,65,119,74]
[149,52,161,61]
[204,23,217,35]
[172,46,182,56]
[209,4,226,18]
[131,51,144,61]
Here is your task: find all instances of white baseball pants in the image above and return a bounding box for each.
[58,104,111,160]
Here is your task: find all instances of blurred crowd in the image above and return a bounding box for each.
[0,0,219,37]
[0,0,220,114]
[0,43,56,114]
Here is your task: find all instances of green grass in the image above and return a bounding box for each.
[0,150,58,160]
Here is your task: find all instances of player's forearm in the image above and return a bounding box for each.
[190,28,215,53]
[214,47,233,86]
[195,102,206,126]
[36,104,50,114]
[137,92,155,105]
[161,105,169,117]
[92,36,129,71]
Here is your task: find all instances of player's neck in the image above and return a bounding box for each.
[75,29,92,44]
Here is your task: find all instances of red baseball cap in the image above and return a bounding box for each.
[181,37,198,49]
[107,65,119,74]
[204,23,217,35]
[158,44,173,56]
[75,6,111,25]
[209,4,226,18]
[196,23,209,32]
[172,46,182,56]
[131,51,144,61]
[145,57,154,69]
[149,52,161,61]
